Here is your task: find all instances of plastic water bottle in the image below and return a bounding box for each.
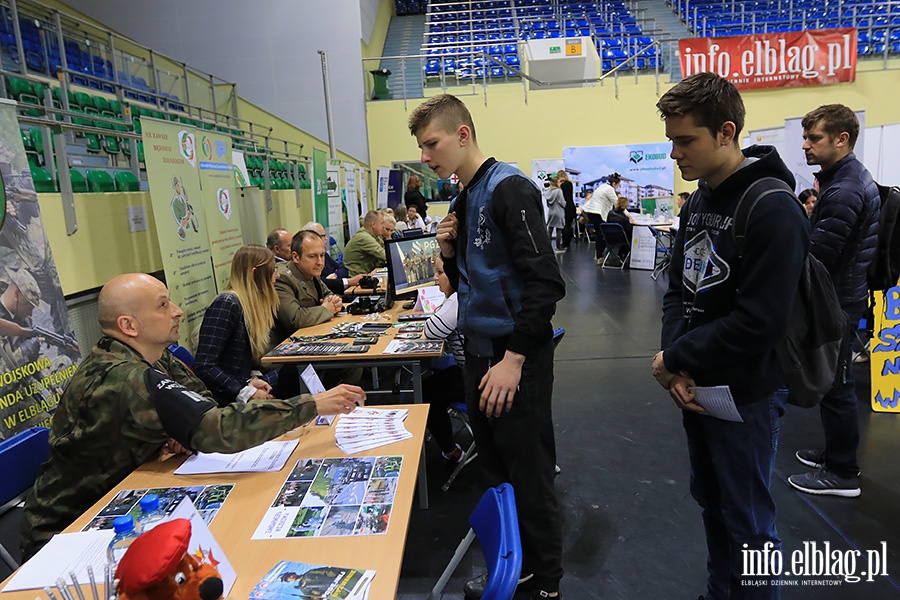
[107,515,139,566]
[137,494,166,532]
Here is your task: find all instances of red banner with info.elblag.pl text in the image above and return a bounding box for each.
[679,28,857,90]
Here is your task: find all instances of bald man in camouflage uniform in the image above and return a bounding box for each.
[21,273,365,559]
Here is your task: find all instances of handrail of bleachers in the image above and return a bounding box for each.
[364,39,663,103]
[3,66,312,169]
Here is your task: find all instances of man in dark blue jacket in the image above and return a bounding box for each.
[652,73,809,599]
[409,94,566,600]
[788,105,880,498]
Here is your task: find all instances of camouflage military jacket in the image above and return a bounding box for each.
[21,336,318,557]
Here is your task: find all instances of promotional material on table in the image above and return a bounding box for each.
[81,483,235,530]
[249,560,375,600]
[252,455,403,540]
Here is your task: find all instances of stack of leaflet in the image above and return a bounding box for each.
[335,407,411,454]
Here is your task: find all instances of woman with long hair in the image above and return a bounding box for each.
[544,176,567,249]
[404,174,429,219]
[556,169,576,250]
[582,172,622,265]
[194,245,285,406]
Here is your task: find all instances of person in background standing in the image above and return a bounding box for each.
[405,174,429,220]
[544,176,567,250]
[799,188,818,217]
[556,170,576,250]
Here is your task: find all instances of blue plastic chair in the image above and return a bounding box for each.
[428,483,522,600]
[0,426,50,569]
[167,344,195,369]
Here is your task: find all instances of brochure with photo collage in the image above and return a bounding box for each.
[81,483,235,531]
[252,456,402,540]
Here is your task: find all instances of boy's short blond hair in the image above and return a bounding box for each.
[408,94,477,141]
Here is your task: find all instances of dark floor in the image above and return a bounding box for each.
[3,241,900,599]
[394,241,900,599]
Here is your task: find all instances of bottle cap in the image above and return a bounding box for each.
[139,494,160,513]
[112,515,135,534]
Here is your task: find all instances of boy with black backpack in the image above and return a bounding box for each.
[788,104,881,498]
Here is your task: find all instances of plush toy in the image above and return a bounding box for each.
[116,519,224,600]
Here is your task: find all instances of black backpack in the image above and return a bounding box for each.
[733,177,847,409]
[866,184,900,334]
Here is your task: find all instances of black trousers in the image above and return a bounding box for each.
[423,364,464,453]
[586,212,606,258]
[463,340,563,591]
[561,217,574,248]
[820,307,863,478]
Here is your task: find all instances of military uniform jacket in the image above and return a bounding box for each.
[22,336,318,556]
[273,261,335,343]
[342,228,386,277]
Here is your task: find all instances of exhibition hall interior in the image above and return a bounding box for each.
[1,0,900,598]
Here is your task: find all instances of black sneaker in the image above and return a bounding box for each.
[531,590,563,599]
[464,572,533,599]
[795,448,824,469]
[788,468,861,497]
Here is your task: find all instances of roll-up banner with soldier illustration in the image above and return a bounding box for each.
[141,118,217,353]
[0,98,81,440]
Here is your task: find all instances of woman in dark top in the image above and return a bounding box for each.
[606,195,634,263]
[557,170,576,249]
[194,245,287,406]
[404,174,428,219]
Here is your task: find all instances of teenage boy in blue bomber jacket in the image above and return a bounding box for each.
[651,73,809,600]
[409,94,566,600]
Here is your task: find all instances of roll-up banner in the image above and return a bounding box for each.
[141,119,217,352]
[0,99,81,439]
[197,132,243,290]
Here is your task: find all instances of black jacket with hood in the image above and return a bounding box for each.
[661,145,810,405]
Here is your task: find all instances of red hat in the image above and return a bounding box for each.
[116,519,192,594]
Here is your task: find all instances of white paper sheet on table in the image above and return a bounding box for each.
[174,439,299,474]
[301,364,336,426]
[689,386,744,422]
[2,529,113,591]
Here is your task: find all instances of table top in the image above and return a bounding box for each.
[261,305,444,365]
[2,405,429,600]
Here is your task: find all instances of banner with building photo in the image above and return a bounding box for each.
[531,159,565,190]
[563,143,674,208]
[141,119,217,353]
[344,162,360,238]
[0,99,81,439]
[197,132,242,291]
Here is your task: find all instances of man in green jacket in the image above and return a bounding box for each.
[343,211,386,276]
[21,273,365,559]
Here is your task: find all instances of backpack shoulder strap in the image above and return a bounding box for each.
[732,177,798,258]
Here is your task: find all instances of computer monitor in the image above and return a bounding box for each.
[385,232,440,308]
